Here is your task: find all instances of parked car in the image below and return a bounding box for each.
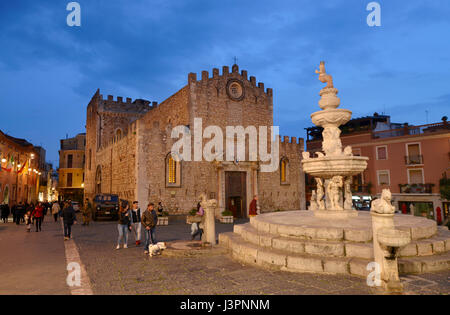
[92,194,120,220]
[72,201,81,213]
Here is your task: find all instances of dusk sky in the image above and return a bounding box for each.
[0,0,449,165]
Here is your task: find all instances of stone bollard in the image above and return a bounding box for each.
[200,194,217,245]
[371,189,411,293]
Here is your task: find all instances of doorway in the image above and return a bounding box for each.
[225,171,247,218]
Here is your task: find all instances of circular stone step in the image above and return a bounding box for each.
[250,210,437,242]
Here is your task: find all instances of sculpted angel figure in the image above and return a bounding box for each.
[315,61,334,89]
[309,190,318,211]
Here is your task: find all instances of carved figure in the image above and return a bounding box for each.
[322,127,342,156]
[315,178,325,210]
[309,190,318,211]
[315,61,334,89]
[327,176,343,210]
[371,189,395,214]
[343,146,353,156]
[344,177,353,210]
[302,151,310,160]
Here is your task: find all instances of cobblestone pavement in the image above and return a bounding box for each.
[71,217,450,295]
[0,216,70,295]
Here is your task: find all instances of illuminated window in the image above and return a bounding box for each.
[280,157,289,184]
[168,156,176,184]
[166,153,181,187]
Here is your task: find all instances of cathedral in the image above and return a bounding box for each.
[84,64,305,217]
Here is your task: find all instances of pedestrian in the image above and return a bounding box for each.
[141,203,158,254]
[51,201,60,222]
[249,195,258,217]
[42,202,48,222]
[191,202,204,241]
[15,202,25,225]
[24,210,32,232]
[130,201,142,246]
[32,202,44,232]
[62,201,77,240]
[116,201,131,250]
[1,203,10,223]
[157,201,164,217]
[82,198,92,226]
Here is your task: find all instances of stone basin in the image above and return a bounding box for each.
[377,228,411,248]
[311,108,352,127]
[301,155,368,179]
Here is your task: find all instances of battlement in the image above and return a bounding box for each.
[188,64,273,97]
[94,89,158,114]
[278,135,304,148]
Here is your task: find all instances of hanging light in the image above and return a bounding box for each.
[1,158,6,163]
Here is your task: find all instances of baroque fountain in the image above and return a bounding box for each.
[219,62,450,292]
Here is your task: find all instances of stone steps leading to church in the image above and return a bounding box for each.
[234,223,450,259]
[218,231,450,277]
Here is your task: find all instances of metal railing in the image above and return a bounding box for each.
[405,155,423,165]
[399,183,434,194]
[372,122,449,139]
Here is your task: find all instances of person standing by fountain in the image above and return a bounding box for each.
[249,195,258,217]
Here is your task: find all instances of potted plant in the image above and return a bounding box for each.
[220,210,234,224]
[187,208,201,224]
[157,211,169,226]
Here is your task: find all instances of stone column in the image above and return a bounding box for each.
[201,198,217,245]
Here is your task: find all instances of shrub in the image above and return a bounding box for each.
[189,208,197,216]
[221,210,233,217]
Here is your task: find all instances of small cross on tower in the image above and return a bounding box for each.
[233,56,238,65]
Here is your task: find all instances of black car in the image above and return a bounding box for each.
[92,194,120,220]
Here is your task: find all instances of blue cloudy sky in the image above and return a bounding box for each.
[0,0,449,164]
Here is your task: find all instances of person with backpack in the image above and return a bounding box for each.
[141,203,158,254]
[116,202,131,250]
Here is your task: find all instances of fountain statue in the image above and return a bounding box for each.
[302,61,369,218]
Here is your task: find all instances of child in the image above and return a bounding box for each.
[24,210,32,232]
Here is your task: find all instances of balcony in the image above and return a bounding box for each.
[404,155,423,165]
[399,183,434,194]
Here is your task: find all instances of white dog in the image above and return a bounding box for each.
[149,242,166,257]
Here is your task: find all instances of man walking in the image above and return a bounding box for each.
[62,201,77,240]
[141,203,158,254]
[82,198,92,226]
[130,201,142,246]
[15,202,25,225]
[51,201,60,222]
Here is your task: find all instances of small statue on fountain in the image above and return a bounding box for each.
[344,177,353,210]
[315,178,325,210]
[315,61,334,89]
[309,190,318,211]
[327,176,343,210]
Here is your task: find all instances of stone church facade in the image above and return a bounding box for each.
[84,64,305,217]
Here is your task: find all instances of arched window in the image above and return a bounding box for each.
[166,153,181,187]
[280,157,289,184]
[115,128,123,138]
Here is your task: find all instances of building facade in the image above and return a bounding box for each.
[306,114,450,222]
[0,130,43,205]
[84,64,306,217]
[58,133,86,202]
